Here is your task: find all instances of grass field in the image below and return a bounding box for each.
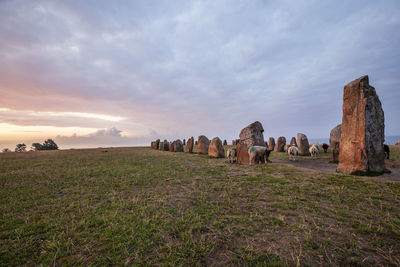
[1,146,400,266]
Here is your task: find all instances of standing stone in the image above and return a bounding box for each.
[163,140,169,151]
[195,141,198,145]
[330,124,342,162]
[337,76,385,174]
[183,139,186,145]
[274,137,286,152]
[198,135,210,154]
[174,139,184,152]
[232,140,236,145]
[169,141,175,152]
[290,137,297,146]
[297,133,310,156]
[208,137,225,158]
[268,137,275,151]
[223,139,227,146]
[159,142,163,150]
[237,121,266,165]
[185,137,194,153]
[155,139,160,150]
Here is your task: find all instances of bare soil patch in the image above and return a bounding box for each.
[272,157,400,181]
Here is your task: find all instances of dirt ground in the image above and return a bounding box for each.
[272,157,400,181]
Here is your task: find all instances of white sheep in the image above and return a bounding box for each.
[226,148,237,163]
[248,146,271,165]
[309,144,319,158]
[288,145,299,161]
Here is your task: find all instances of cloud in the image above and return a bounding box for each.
[89,127,122,137]
[0,0,399,146]
[54,127,156,148]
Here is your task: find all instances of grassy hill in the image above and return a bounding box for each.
[1,146,400,265]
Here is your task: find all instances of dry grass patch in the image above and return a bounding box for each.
[1,147,400,266]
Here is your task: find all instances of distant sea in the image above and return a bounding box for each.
[309,136,400,145]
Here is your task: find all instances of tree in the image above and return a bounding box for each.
[31,139,59,151]
[15,143,27,152]
[31,143,43,151]
[42,139,58,150]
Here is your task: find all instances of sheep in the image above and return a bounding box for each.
[322,143,329,153]
[309,144,319,158]
[287,145,299,161]
[384,144,390,159]
[248,146,271,165]
[226,148,237,163]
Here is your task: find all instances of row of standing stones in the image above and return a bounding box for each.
[151,136,226,158]
[151,75,386,175]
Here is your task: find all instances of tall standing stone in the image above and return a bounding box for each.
[223,140,227,146]
[163,140,169,151]
[236,121,265,165]
[268,137,275,151]
[208,137,225,158]
[169,141,175,152]
[159,142,164,150]
[198,135,210,154]
[337,76,385,174]
[155,139,160,150]
[185,137,194,153]
[290,137,297,146]
[297,133,310,156]
[183,139,186,145]
[174,139,184,152]
[274,137,286,152]
[330,124,342,162]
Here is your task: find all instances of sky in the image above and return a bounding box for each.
[0,0,399,149]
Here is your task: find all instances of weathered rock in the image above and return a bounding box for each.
[236,143,250,165]
[223,140,227,146]
[208,137,225,158]
[195,141,198,145]
[185,137,194,153]
[329,124,342,162]
[337,76,385,174]
[183,139,186,145]
[163,140,169,151]
[169,141,175,152]
[174,139,184,152]
[159,142,163,150]
[297,133,310,156]
[198,135,210,154]
[155,139,160,149]
[274,137,286,152]
[232,140,236,145]
[268,137,275,151]
[290,137,297,146]
[284,144,290,152]
[237,121,266,164]
[151,141,155,149]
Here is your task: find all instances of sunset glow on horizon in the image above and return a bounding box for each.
[1,1,399,149]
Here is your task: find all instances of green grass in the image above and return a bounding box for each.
[1,147,400,266]
[390,145,400,161]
